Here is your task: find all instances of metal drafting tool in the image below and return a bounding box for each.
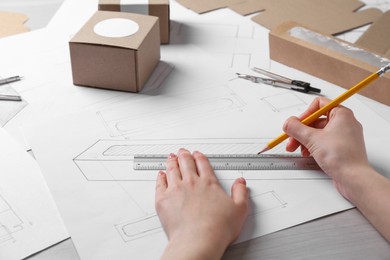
[133,154,320,171]
[0,76,23,86]
[0,94,22,101]
[236,67,321,94]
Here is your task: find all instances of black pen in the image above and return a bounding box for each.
[0,76,23,86]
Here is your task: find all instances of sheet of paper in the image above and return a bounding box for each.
[0,128,68,260]
[24,67,390,259]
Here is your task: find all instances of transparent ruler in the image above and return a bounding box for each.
[133,154,320,171]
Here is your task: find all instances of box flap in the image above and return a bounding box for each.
[0,11,29,38]
[230,0,382,35]
[175,0,242,14]
[355,10,390,58]
[70,11,158,50]
[100,0,169,5]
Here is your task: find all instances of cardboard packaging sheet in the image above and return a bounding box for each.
[69,11,160,93]
[176,0,382,36]
[99,0,170,44]
[0,11,29,38]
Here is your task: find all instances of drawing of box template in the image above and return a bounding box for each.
[69,11,160,92]
[98,0,170,44]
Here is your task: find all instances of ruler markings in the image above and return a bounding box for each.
[133,154,320,171]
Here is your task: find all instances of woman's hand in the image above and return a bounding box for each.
[155,149,249,260]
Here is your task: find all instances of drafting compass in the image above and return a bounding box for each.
[237,67,321,94]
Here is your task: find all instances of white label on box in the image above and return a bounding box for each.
[120,0,149,15]
[94,18,139,38]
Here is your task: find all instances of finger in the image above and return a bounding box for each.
[283,116,317,149]
[155,171,167,215]
[192,151,216,180]
[286,136,301,152]
[300,145,311,157]
[156,171,167,193]
[311,118,328,129]
[286,116,328,152]
[298,97,331,120]
[328,106,353,122]
[177,148,199,181]
[231,178,249,211]
[166,153,182,183]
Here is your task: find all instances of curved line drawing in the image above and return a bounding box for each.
[115,190,287,243]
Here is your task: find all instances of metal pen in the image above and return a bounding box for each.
[0,76,23,86]
[0,94,22,101]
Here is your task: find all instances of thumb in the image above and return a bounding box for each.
[231,178,249,211]
[283,116,316,149]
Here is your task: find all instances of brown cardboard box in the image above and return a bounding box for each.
[69,11,160,93]
[269,21,390,106]
[99,0,170,44]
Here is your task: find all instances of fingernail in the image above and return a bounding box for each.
[238,177,247,185]
[168,153,177,159]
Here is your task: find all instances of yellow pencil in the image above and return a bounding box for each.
[258,63,390,154]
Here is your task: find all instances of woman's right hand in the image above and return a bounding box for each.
[282,97,370,200]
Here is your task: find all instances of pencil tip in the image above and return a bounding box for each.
[257,146,269,155]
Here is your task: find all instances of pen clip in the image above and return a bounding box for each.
[252,67,321,94]
[290,80,321,93]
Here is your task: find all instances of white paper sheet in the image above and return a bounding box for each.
[24,70,390,259]
[0,128,68,260]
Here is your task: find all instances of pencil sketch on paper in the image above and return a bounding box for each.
[170,21,267,68]
[115,214,162,242]
[0,194,30,245]
[114,189,287,243]
[0,84,27,126]
[73,138,327,181]
[97,85,246,138]
[248,190,287,217]
[261,92,308,113]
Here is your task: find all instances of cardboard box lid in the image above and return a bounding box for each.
[355,10,390,59]
[70,11,158,50]
[99,0,169,6]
